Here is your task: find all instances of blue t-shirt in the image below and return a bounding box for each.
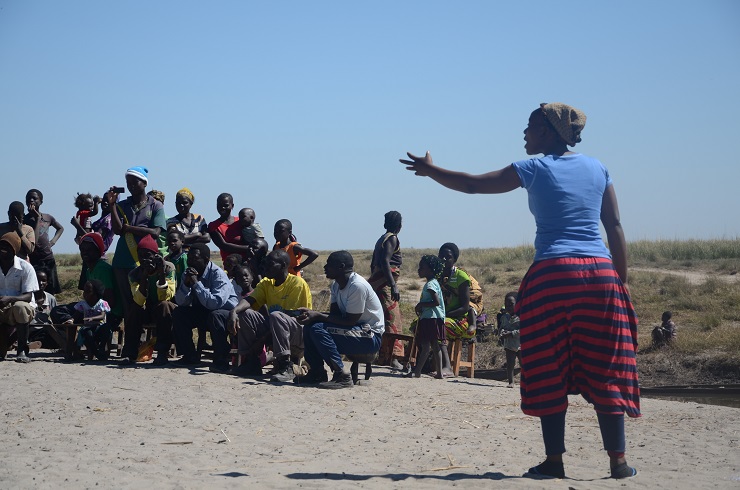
[512,153,612,261]
[419,278,445,319]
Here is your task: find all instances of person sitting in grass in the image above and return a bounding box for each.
[228,250,312,382]
[652,311,676,348]
[295,251,384,389]
[123,235,177,366]
[272,219,319,277]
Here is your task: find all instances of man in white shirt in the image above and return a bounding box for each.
[297,251,384,389]
[0,232,39,362]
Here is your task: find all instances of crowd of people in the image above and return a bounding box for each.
[0,103,643,480]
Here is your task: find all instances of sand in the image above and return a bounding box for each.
[1,352,738,489]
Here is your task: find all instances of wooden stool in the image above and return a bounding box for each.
[449,338,475,378]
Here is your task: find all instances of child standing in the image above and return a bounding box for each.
[273,219,318,277]
[406,255,446,379]
[74,279,111,359]
[165,229,188,289]
[71,193,100,243]
[24,189,64,294]
[498,291,521,388]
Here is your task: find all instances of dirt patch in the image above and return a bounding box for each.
[632,267,739,285]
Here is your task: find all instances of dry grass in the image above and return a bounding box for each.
[51,238,740,383]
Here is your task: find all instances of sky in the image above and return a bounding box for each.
[1,1,738,255]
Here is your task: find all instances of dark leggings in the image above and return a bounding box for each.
[504,348,520,384]
[540,411,625,456]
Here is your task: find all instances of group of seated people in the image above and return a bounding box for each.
[0,167,489,390]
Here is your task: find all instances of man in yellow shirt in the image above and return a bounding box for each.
[228,250,311,382]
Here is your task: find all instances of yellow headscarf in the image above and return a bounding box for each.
[176,187,195,202]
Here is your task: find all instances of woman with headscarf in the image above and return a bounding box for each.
[437,242,483,377]
[400,103,639,480]
[165,187,210,252]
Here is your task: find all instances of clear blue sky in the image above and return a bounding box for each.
[1,0,738,255]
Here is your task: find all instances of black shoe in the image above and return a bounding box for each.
[526,460,565,479]
[318,371,353,389]
[270,360,295,383]
[152,354,169,366]
[119,357,136,366]
[294,369,329,385]
[174,356,201,367]
[231,359,263,377]
[610,462,637,479]
[15,352,30,363]
[209,363,231,374]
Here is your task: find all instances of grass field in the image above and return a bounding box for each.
[52,238,740,385]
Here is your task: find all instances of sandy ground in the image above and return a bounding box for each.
[1,351,739,489]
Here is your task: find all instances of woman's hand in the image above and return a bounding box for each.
[399,151,434,177]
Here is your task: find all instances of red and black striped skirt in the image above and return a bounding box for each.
[516,257,640,418]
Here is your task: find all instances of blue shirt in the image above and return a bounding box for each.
[512,153,612,261]
[174,260,238,311]
[419,278,445,319]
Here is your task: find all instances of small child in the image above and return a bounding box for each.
[406,255,446,379]
[239,208,264,249]
[74,279,111,359]
[32,269,57,325]
[652,311,676,347]
[498,291,520,388]
[30,269,59,349]
[90,191,114,254]
[232,264,254,299]
[165,229,188,289]
[273,219,319,277]
[72,192,100,242]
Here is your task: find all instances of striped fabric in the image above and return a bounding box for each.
[516,257,641,418]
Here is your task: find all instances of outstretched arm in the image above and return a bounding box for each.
[400,151,521,194]
[601,185,628,284]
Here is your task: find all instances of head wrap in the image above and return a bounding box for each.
[80,232,105,256]
[137,235,159,254]
[540,102,587,147]
[420,254,445,279]
[147,189,165,204]
[0,232,21,254]
[125,166,149,184]
[176,187,195,203]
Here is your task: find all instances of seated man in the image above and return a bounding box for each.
[0,232,39,362]
[296,251,384,389]
[172,243,238,371]
[228,250,312,382]
[122,235,177,366]
[51,233,121,359]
